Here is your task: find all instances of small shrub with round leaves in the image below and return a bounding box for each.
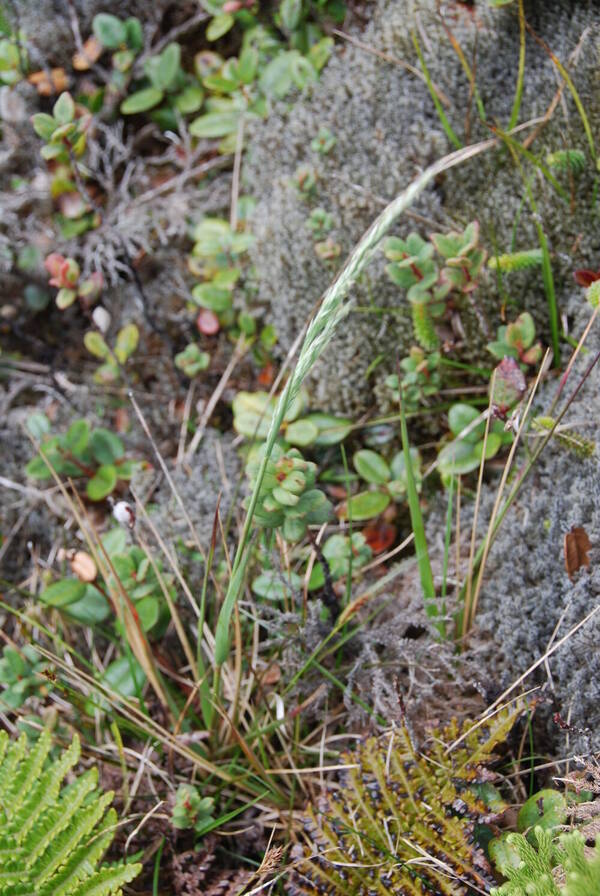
[245,444,333,541]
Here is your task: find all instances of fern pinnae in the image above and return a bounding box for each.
[30,789,114,881]
[70,862,142,896]
[19,769,98,860]
[37,817,116,896]
[7,731,52,810]
[16,743,90,842]
[0,734,27,807]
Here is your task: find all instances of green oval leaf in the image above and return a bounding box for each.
[191,283,232,312]
[102,655,146,698]
[136,596,160,632]
[437,440,479,477]
[87,464,118,500]
[52,92,75,125]
[90,428,124,465]
[342,490,390,521]
[189,110,240,138]
[121,86,164,114]
[448,403,483,442]
[84,331,109,359]
[517,789,567,837]
[206,13,234,41]
[40,578,86,608]
[114,323,139,363]
[93,13,127,48]
[353,450,391,485]
[66,586,111,624]
[285,419,319,447]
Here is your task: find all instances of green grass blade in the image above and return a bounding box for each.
[213,139,497,663]
[399,395,444,639]
[412,30,462,149]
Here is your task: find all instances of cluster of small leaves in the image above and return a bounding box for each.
[44,253,102,311]
[245,444,332,541]
[384,221,486,350]
[121,42,199,124]
[31,92,98,235]
[39,527,172,638]
[25,414,138,501]
[385,346,442,411]
[488,311,543,370]
[92,12,143,81]
[233,389,351,447]
[84,322,139,383]
[437,402,513,479]
[189,217,253,324]
[251,531,372,600]
[293,700,527,895]
[341,447,422,521]
[172,785,216,838]
[0,729,141,895]
[0,645,52,710]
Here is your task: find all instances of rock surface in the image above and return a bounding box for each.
[246,0,600,414]
[477,283,600,753]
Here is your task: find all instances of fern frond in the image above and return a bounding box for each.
[412,302,439,351]
[532,416,595,458]
[6,729,52,813]
[0,733,141,895]
[488,249,543,272]
[11,735,81,840]
[294,700,527,895]
[546,149,586,174]
[29,789,114,881]
[69,862,142,896]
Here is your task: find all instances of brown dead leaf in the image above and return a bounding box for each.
[72,36,102,71]
[261,663,281,686]
[70,550,97,583]
[28,68,68,96]
[564,525,592,581]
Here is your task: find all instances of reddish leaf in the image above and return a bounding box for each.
[574,269,600,288]
[491,356,526,418]
[72,36,102,71]
[28,67,68,95]
[257,362,275,387]
[196,309,220,335]
[564,525,592,581]
[363,521,396,554]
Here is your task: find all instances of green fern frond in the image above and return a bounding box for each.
[488,249,543,272]
[412,302,439,350]
[532,416,595,458]
[294,700,527,895]
[546,149,586,174]
[0,732,141,895]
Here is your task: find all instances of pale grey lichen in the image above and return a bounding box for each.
[476,290,600,754]
[246,0,600,414]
